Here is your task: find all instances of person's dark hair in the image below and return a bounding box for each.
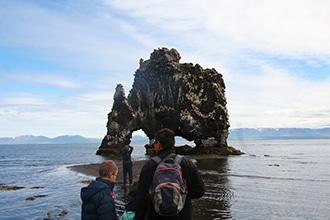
[154,128,175,149]
[123,145,129,151]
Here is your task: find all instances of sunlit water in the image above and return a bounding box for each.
[0,139,329,219]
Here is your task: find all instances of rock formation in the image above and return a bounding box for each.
[97,48,231,155]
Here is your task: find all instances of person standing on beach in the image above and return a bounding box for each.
[81,160,118,220]
[122,144,133,185]
[135,128,205,220]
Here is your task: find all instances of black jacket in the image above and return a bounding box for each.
[81,177,117,220]
[135,149,205,220]
[122,145,133,165]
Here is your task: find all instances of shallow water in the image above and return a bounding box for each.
[195,139,330,219]
[0,139,329,219]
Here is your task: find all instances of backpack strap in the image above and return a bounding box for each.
[151,156,162,164]
[174,154,184,164]
[151,153,184,165]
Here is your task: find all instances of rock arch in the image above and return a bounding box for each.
[97,48,230,155]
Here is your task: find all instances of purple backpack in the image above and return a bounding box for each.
[149,154,187,216]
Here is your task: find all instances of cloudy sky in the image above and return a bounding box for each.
[1,0,330,138]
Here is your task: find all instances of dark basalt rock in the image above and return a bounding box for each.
[145,145,243,156]
[97,47,232,155]
[0,184,25,191]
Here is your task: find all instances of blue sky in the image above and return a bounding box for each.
[1,0,329,138]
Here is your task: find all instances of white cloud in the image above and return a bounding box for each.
[201,1,330,52]
[0,90,111,138]
[105,0,330,60]
[1,0,330,138]
[0,0,146,74]
[227,62,330,128]
[9,72,80,89]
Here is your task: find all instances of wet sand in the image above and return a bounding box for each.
[69,160,148,183]
[69,154,226,183]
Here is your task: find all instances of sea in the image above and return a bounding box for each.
[0,139,329,219]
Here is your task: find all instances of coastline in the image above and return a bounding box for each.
[69,160,148,183]
[68,154,226,182]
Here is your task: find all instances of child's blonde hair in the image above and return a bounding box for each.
[99,160,118,177]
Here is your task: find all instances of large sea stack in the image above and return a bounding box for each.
[97,47,233,155]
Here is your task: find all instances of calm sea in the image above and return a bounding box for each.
[0,139,329,219]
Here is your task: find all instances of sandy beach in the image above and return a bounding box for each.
[68,154,226,183]
[69,159,148,183]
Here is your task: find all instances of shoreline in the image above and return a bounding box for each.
[68,159,148,183]
[68,154,227,182]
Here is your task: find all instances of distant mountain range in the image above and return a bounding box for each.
[228,128,330,140]
[0,128,329,144]
[0,135,101,145]
[0,134,149,145]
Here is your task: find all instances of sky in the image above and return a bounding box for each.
[1,0,330,138]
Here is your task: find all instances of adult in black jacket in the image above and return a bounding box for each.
[122,145,134,185]
[135,128,205,220]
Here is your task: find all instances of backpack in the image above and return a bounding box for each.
[149,153,187,216]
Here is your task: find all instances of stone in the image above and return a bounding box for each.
[0,184,25,190]
[97,47,231,155]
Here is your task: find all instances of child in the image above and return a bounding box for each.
[121,182,138,220]
[81,160,119,220]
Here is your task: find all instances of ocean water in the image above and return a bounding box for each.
[0,139,329,219]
